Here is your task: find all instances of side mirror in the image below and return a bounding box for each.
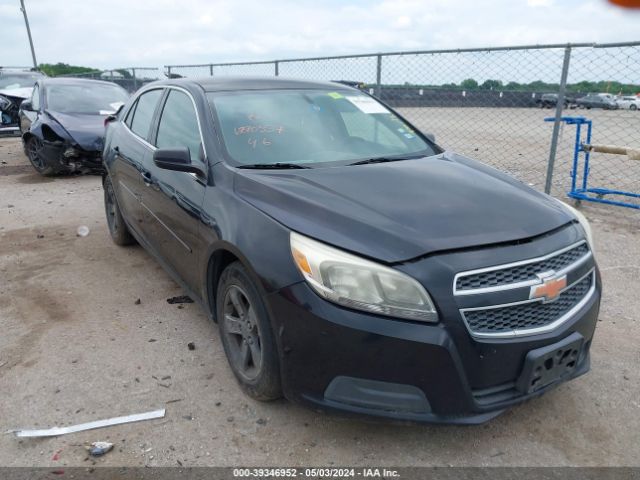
[424,132,436,143]
[20,99,33,111]
[153,147,205,176]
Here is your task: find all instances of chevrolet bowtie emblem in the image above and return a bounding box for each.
[530,272,567,302]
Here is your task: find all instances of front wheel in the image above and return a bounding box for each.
[103,175,136,246]
[26,136,61,176]
[216,261,282,401]
[630,104,637,111]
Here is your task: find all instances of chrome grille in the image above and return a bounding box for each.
[455,242,590,293]
[454,240,596,338]
[462,272,594,335]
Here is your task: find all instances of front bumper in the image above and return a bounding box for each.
[36,140,104,174]
[268,279,598,424]
[267,225,600,424]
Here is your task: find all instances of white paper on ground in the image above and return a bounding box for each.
[345,96,389,114]
[11,408,166,438]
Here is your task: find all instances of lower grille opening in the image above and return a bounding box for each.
[472,382,520,406]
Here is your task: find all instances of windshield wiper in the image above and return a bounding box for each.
[348,154,425,166]
[237,163,311,170]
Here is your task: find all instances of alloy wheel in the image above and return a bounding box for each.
[222,285,263,381]
[27,137,46,170]
[105,181,118,234]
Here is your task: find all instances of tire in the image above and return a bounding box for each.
[216,261,282,401]
[103,175,136,246]
[26,135,62,176]
[631,104,637,111]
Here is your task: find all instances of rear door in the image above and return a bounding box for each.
[109,88,164,236]
[139,88,207,290]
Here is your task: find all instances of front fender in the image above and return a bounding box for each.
[199,179,302,316]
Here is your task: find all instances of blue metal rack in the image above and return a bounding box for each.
[545,115,640,210]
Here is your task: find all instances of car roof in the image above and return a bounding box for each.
[148,76,359,93]
[39,77,123,88]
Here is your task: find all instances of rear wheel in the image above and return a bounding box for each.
[216,261,282,401]
[630,104,637,111]
[103,175,136,246]
[26,136,61,176]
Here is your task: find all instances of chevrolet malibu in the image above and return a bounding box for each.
[102,77,600,424]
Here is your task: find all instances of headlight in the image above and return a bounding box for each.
[290,232,438,322]
[555,199,594,250]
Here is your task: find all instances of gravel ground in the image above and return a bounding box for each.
[0,133,639,468]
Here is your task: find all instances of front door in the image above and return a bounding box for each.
[139,88,207,291]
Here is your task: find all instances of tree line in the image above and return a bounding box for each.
[398,78,640,95]
[38,63,132,79]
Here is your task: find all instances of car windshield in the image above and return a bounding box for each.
[208,89,437,167]
[46,83,129,114]
[0,73,41,90]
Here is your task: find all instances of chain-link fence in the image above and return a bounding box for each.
[56,67,161,93]
[166,42,640,209]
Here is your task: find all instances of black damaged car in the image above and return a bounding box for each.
[102,77,600,424]
[20,78,129,176]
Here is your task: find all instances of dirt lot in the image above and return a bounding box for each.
[0,129,639,468]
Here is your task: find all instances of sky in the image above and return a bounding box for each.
[1,0,639,73]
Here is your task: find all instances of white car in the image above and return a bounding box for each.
[616,95,640,111]
[0,70,44,135]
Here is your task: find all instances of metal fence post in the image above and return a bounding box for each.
[132,68,137,91]
[375,54,382,97]
[544,45,572,194]
[275,61,279,77]
[209,64,214,76]
[167,66,172,77]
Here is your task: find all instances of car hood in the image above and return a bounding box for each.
[0,87,33,100]
[46,111,106,151]
[234,152,574,263]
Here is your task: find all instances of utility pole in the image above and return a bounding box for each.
[19,0,38,70]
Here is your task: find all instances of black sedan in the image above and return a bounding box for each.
[20,78,129,175]
[102,77,600,424]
